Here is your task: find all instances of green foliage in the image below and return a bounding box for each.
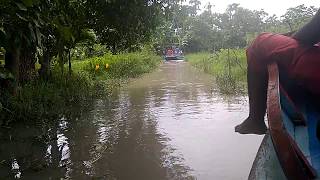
[0,52,161,125]
[74,51,161,79]
[159,3,318,53]
[71,44,109,60]
[0,0,180,78]
[0,0,189,125]
[0,68,14,80]
[186,49,247,94]
[0,71,93,124]
[281,5,318,31]
[0,0,318,123]
[84,0,181,53]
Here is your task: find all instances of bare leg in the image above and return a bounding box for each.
[235,9,320,135]
[235,62,268,135]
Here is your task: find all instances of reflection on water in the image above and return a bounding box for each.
[0,62,263,179]
[11,159,21,179]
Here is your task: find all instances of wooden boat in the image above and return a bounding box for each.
[249,62,320,180]
[249,133,286,179]
[164,47,184,61]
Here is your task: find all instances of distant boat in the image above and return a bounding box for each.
[249,62,320,180]
[164,46,184,61]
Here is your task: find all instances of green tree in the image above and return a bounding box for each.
[281,5,318,31]
[88,0,180,53]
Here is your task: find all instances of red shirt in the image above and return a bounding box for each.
[247,33,320,95]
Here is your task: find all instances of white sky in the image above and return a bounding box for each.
[199,0,320,17]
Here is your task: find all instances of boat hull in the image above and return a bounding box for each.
[250,62,320,179]
[249,134,286,180]
[164,56,184,61]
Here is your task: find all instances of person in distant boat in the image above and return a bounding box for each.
[167,48,173,56]
[235,9,320,134]
[175,47,180,55]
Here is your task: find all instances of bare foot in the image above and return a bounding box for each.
[235,117,267,135]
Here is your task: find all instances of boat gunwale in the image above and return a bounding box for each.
[267,62,315,180]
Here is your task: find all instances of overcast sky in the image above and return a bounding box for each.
[199,0,320,16]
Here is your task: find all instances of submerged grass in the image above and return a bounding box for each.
[186,49,247,94]
[1,72,94,124]
[0,51,161,125]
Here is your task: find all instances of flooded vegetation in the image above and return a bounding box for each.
[186,50,247,94]
[0,51,161,125]
[1,0,318,179]
[0,62,262,179]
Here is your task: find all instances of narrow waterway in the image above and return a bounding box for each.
[0,62,263,179]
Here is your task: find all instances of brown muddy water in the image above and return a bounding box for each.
[0,62,263,180]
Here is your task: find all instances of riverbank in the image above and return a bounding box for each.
[186,49,247,94]
[0,62,261,179]
[0,52,161,125]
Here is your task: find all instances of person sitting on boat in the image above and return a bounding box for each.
[235,9,320,135]
[175,47,180,56]
[167,48,174,56]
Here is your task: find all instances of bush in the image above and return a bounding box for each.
[0,71,94,124]
[0,51,161,125]
[186,49,247,94]
[73,52,161,79]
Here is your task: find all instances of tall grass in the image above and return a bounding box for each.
[0,72,94,124]
[73,51,161,79]
[186,49,247,94]
[0,51,161,125]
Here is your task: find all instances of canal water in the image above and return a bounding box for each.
[0,62,263,179]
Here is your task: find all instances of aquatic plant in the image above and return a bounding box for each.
[186,49,247,94]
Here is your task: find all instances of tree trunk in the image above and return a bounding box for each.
[2,51,13,90]
[68,50,72,76]
[59,52,64,75]
[19,49,36,83]
[4,51,13,70]
[112,43,117,55]
[39,51,51,80]
[5,47,20,94]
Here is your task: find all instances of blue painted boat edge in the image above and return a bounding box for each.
[305,103,320,174]
[266,62,313,179]
[280,80,320,178]
[251,62,320,179]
